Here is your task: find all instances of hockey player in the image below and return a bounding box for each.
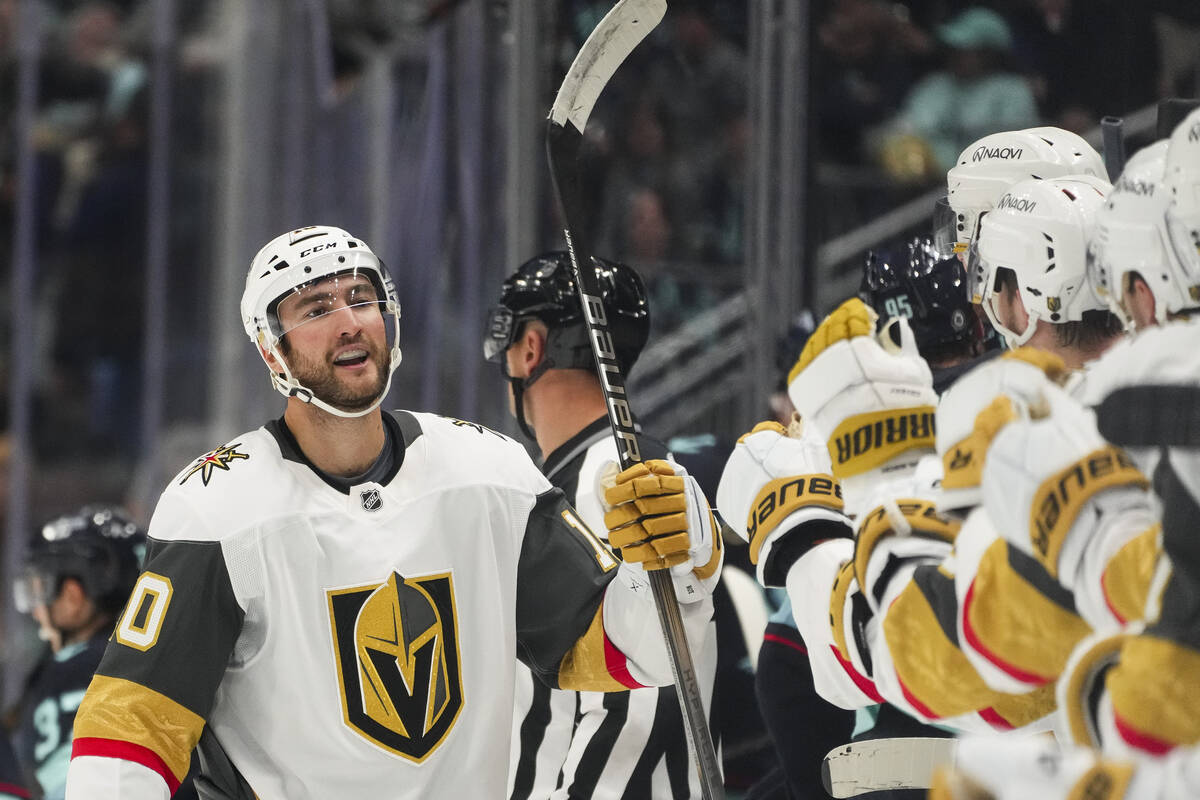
[859,236,990,393]
[717,170,1130,733]
[63,226,722,800]
[922,117,1200,800]
[10,506,145,800]
[484,252,720,800]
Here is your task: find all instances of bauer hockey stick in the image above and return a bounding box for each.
[546,3,723,798]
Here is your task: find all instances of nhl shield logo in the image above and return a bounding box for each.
[360,488,383,512]
[327,572,464,762]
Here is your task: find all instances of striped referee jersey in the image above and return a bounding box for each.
[508,418,720,799]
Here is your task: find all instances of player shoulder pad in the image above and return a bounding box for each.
[405,412,551,496]
[1079,317,1200,407]
[153,426,285,542]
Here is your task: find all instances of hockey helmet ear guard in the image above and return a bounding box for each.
[241,226,403,418]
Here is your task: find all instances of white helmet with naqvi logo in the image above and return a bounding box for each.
[967,174,1111,348]
[935,127,1106,255]
[1162,106,1200,314]
[1086,140,1199,328]
[240,226,402,418]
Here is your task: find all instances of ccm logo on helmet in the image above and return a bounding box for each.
[973,146,1024,163]
[997,194,1037,213]
[1189,122,1200,143]
[300,242,339,258]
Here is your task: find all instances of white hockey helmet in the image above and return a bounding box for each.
[967,174,1111,348]
[1162,106,1200,312]
[1086,140,1198,328]
[936,127,1106,254]
[240,225,402,418]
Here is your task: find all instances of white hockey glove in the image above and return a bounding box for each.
[936,347,1071,512]
[716,417,853,586]
[601,459,722,603]
[980,382,1155,608]
[931,736,1137,800]
[785,298,937,516]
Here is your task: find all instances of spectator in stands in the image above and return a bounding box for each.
[1007,0,1159,132]
[815,0,933,165]
[878,7,1039,182]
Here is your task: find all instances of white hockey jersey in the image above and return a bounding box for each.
[66,411,707,800]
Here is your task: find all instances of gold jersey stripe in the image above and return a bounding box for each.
[1101,525,1160,624]
[73,673,204,783]
[557,605,631,693]
[1109,634,1200,750]
[965,539,1091,684]
[984,682,1056,729]
[883,582,1019,720]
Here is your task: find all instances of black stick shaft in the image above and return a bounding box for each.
[547,118,724,800]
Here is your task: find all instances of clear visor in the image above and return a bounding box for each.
[933,197,962,255]
[271,269,391,341]
[933,196,978,255]
[482,305,517,363]
[13,567,55,614]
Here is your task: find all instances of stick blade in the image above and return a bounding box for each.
[822,737,958,798]
[548,0,666,134]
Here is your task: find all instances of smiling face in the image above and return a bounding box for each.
[273,273,390,413]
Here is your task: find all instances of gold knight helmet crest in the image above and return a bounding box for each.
[327,571,463,762]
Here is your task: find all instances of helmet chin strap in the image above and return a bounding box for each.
[507,357,554,442]
[984,296,1038,350]
[264,333,403,419]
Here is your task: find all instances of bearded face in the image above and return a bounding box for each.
[280,329,389,412]
[274,273,392,413]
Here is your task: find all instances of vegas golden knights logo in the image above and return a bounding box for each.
[327,571,464,762]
